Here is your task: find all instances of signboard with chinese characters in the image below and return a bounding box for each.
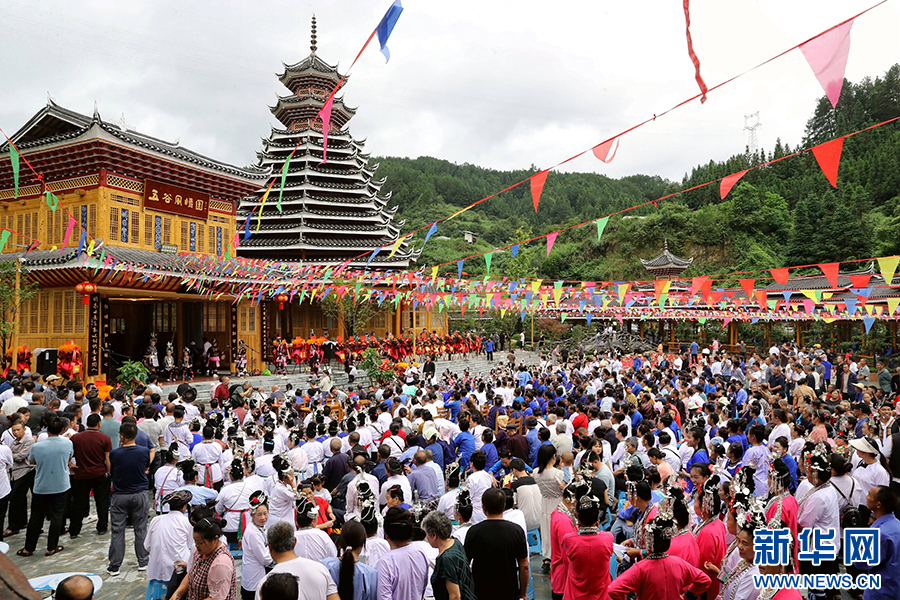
[143,179,209,220]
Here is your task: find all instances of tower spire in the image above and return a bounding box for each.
[310,14,317,55]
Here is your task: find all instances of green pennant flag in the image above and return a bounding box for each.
[45,191,59,212]
[0,230,10,253]
[484,252,492,276]
[560,312,567,323]
[277,154,291,213]
[596,216,609,240]
[10,145,20,199]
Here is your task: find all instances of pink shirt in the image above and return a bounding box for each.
[607,555,710,600]
[696,518,727,599]
[766,494,799,573]
[549,509,576,593]
[667,531,700,568]
[561,530,613,600]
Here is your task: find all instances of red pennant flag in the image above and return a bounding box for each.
[849,274,871,288]
[531,170,549,212]
[755,290,768,311]
[739,278,755,299]
[811,137,844,188]
[317,95,335,164]
[720,170,748,199]
[591,138,619,163]
[683,0,708,103]
[799,20,853,109]
[62,214,76,252]
[819,262,840,288]
[546,232,558,256]
[770,268,789,285]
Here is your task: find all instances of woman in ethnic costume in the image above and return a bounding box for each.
[662,476,700,567]
[765,458,799,573]
[146,490,194,600]
[549,476,588,600]
[561,492,615,600]
[716,497,766,600]
[693,474,727,600]
[607,511,711,600]
[235,340,248,378]
[170,516,236,600]
[239,490,273,600]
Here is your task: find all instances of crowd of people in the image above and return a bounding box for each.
[2,334,900,600]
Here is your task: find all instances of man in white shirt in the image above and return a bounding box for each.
[377,458,412,509]
[255,521,339,600]
[0,385,26,416]
[465,450,494,524]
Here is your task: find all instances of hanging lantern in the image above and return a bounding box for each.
[74,281,96,305]
[275,293,289,310]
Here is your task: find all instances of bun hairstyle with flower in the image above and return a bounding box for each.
[803,441,832,484]
[180,459,199,481]
[563,474,591,505]
[243,453,256,474]
[768,457,792,496]
[288,429,303,446]
[249,490,268,514]
[661,475,691,529]
[230,458,244,481]
[731,465,756,499]
[296,496,319,528]
[163,442,180,464]
[244,423,259,439]
[644,513,677,556]
[736,496,767,533]
[575,494,602,527]
[272,454,292,480]
[455,486,473,522]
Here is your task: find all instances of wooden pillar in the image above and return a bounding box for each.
[669,321,675,349]
[639,322,644,339]
[796,322,801,346]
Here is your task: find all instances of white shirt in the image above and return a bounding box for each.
[768,423,791,446]
[0,444,12,498]
[255,556,338,600]
[241,523,273,592]
[216,476,262,533]
[360,537,391,569]
[437,488,460,520]
[192,441,224,484]
[294,527,337,561]
[798,482,841,554]
[346,473,381,521]
[287,445,309,476]
[144,510,194,582]
[852,461,890,501]
[154,465,185,512]
[266,479,299,527]
[378,474,412,508]
[466,470,494,524]
[1,396,26,416]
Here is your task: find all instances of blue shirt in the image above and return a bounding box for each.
[29,436,74,495]
[426,442,445,470]
[453,431,476,471]
[685,449,709,493]
[532,440,553,469]
[176,484,219,505]
[444,400,461,423]
[109,444,150,495]
[321,558,379,600]
[854,513,900,600]
[735,388,748,407]
[372,461,388,487]
[516,372,531,388]
[525,428,541,465]
[484,340,494,352]
[690,342,699,354]
[781,453,799,491]
[482,442,499,470]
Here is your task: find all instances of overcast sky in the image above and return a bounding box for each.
[0,0,897,183]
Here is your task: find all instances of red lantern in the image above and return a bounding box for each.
[275,293,289,310]
[75,281,96,305]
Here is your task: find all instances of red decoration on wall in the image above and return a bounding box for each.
[74,281,96,305]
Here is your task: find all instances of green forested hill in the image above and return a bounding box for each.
[375,65,900,282]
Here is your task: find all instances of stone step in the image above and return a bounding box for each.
[158,350,540,401]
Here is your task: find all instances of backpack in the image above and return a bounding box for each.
[831,479,861,528]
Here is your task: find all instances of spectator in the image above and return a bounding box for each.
[69,413,112,537]
[422,510,476,600]
[107,422,150,575]
[463,488,528,600]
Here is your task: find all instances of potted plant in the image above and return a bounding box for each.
[116,360,149,387]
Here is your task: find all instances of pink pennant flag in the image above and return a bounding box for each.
[591,138,619,163]
[531,170,549,212]
[799,21,853,109]
[811,137,844,188]
[317,95,335,164]
[819,262,840,288]
[62,214,76,252]
[720,170,748,199]
[546,231,558,256]
[770,268,790,285]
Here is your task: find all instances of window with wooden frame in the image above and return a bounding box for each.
[144,214,153,247]
[109,207,120,242]
[197,223,205,253]
[130,210,139,245]
[181,221,189,251]
[163,217,172,244]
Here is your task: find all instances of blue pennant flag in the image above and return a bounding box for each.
[579,300,586,311]
[525,290,534,304]
[782,290,793,301]
[751,318,759,324]
[243,214,251,241]
[863,316,876,333]
[457,260,464,278]
[520,311,527,322]
[585,313,593,327]
[851,287,874,299]
[424,222,438,245]
[77,229,86,256]
[376,0,404,62]
[367,246,382,267]
[511,244,519,257]
[845,297,858,316]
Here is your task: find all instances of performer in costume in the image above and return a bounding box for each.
[240,490,273,600]
[796,442,840,600]
[561,491,615,600]
[235,340,248,377]
[145,490,194,600]
[181,346,194,381]
[662,476,700,567]
[265,455,298,529]
[693,474,726,600]
[765,458,799,573]
[607,512,711,600]
[550,476,589,599]
[717,497,767,600]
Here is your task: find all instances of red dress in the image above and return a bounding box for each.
[607,555,710,600]
[695,518,727,599]
[561,530,614,600]
[549,508,576,594]
[667,530,701,567]
[765,493,799,573]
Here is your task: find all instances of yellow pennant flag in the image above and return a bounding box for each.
[500,308,507,318]
[531,279,542,294]
[878,255,900,285]
[801,290,818,302]
[552,286,563,305]
[431,266,438,283]
[887,297,900,315]
[256,185,273,232]
[388,235,406,258]
[823,317,838,324]
[87,240,95,256]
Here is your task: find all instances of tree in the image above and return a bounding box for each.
[319,283,389,337]
[0,261,38,367]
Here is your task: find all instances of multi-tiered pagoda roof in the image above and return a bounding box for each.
[236,17,420,267]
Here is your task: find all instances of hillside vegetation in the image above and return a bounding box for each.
[374,65,900,282]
